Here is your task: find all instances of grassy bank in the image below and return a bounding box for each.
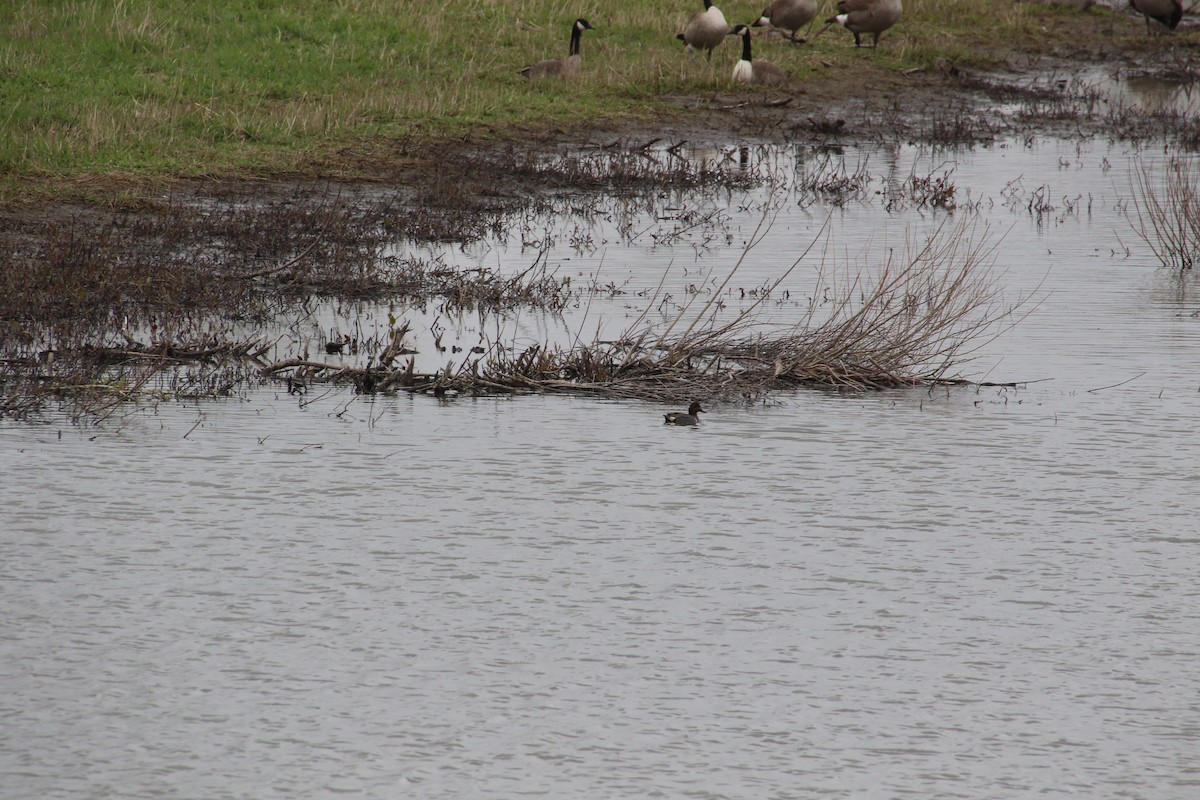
[0,0,1152,196]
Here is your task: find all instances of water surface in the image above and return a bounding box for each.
[4,136,1200,799]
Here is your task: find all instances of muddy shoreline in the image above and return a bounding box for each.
[4,12,1199,223]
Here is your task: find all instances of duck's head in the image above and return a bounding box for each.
[688,402,706,416]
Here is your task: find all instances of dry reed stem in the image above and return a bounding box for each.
[688,217,1016,390]
[1129,157,1200,270]
[273,216,1025,403]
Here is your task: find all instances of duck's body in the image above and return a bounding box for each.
[753,0,818,42]
[678,0,731,61]
[521,18,593,79]
[1130,0,1183,31]
[729,25,789,85]
[664,402,706,426]
[826,0,902,48]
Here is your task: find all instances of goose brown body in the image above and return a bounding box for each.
[729,24,788,85]
[753,0,818,41]
[521,18,593,78]
[1130,0,1183,31]
[826,0,902,48]
[678,0,731,60]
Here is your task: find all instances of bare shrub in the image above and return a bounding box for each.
[1128,157,1200,270]
[335,216,1031,401]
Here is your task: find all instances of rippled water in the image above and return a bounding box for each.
[4,133,1200,799]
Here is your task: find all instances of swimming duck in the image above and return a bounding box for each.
[678,0,731,61]
[664,402,706,425]
[1130,0,1183,31]
[826,0,902,48]
[753,0,818,42]
[729,25,789,85]
[521,18,594,79]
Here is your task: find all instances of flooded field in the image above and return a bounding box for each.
[5,121,1200,798]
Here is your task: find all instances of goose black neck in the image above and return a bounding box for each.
[703,0,714,9]
[569,25,582,56]
[740,30,753,63]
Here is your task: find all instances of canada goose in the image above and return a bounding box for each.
[677,0,731,61]
[752,0,818,42]
[825,0,902,48]
[729,24,789,85]
[664,402,705,425]
[521,18,594,78]
[1130,0,1183,31]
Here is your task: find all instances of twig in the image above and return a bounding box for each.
[1087,372,1145,393]
[227,234,325,281]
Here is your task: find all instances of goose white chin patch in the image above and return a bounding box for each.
[835,13,850,25]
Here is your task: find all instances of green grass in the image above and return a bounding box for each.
[0,0,1138,193]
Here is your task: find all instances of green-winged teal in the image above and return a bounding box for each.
[664,402,706,425]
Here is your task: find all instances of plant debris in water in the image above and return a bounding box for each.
[1,142,1024,423]
[246,218,1025,408]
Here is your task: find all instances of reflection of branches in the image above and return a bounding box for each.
[1129,157,1200,271]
